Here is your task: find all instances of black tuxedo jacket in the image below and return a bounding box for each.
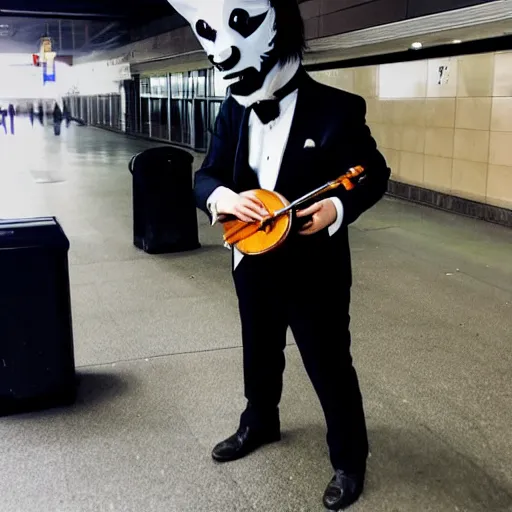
[194,68,390,281]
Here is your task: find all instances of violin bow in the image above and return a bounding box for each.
[223,165,365,246]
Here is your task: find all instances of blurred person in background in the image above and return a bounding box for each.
[38,103,44,126]
[8,104,15,135]
[0,106,7,134]
[29,103,35,126]
[53,102,63,136]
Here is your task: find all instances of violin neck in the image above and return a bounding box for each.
[272,166,364,218]
[273,180,340,217]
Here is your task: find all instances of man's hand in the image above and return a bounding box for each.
[216,190,269,223]
[296,199,337,235]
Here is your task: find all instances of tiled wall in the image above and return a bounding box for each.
[310,50,512,210]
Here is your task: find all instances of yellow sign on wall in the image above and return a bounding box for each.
[41,37,52,53]
[40,37,53,62]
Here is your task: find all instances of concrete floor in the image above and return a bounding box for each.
[0,120,511,512]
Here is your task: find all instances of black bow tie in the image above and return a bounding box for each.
[252,100,280,124]
[251,66,304,125]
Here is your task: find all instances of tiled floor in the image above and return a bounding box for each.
[0,120,511,512]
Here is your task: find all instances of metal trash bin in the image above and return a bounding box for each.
[0,217,76,416]
[129,146,201,254]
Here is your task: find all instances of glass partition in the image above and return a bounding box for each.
[211,68,229,98]
[65,65,231,152]
[140,97,150,135]
[194,100,207,151]
[170,99,182,143]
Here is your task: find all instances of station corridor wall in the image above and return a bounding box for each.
[310,50,512,211]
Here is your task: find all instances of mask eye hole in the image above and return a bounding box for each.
[229,8,267,38]
[196,20,217,42]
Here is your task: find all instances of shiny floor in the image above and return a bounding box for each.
[0,120,511,512]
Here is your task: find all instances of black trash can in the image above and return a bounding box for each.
[0,217,76,416]
[129,146,201,254]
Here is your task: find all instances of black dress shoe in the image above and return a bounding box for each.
[211,425,281,462]
[323,469,365,510]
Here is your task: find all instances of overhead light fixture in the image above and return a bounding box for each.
[0,24,9,28]
[411,42,422,50]
[452,39,462,44]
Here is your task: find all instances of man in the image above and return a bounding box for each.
[8,104,15,135]
[166,0,390,509]
[53,102,63,136]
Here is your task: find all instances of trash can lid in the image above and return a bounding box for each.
[130,146,194,174]
[0,217,70,251]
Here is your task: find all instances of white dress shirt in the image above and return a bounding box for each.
[206,62,344,270]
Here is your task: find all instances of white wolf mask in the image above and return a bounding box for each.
[166,0,276,82]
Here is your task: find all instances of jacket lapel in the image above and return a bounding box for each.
[233,107,259,192]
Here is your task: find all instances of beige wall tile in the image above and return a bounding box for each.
[393,99,426,126]
[453,129,490,163]
[379,61,427,99]
[457,53,495,97]
[354,66,378,98]
[424,156,452,192]
[489,132,512,167]
[381,148,400,178]
[401,126,426,153]
[314,50,512,209]
[380,125,402,151]
[486,164,512,208]
[399,152,424,185]
[451,160,488,201]
[427,57,458,98]
[425,128,454,158]
[365,98,382,124]
[490,98,512,132]
[391,100,407,125]
[406,99,427,127]
[455,98,492,131]
[310,68,355,92]
[380,100,395,123]
[425,98,456,128]
[493,52,512,97]
[368,122,384,147]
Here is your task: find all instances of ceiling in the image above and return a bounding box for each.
[0,0,180,55]
[0,0,174,19]
[0,0,312,55]
[305,0,512,64]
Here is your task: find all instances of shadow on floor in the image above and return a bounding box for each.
[283,423,512,511]
[73,370,132,408]
[0,371,133,422]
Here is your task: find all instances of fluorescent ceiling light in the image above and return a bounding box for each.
[411,42,422,49]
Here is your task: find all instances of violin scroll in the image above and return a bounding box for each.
[331,165,365,191]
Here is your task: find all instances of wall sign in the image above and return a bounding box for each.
[438,65,450,85]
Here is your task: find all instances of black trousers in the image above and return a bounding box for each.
[232,240,369,473]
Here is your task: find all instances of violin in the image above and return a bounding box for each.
[221,165,365,255]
